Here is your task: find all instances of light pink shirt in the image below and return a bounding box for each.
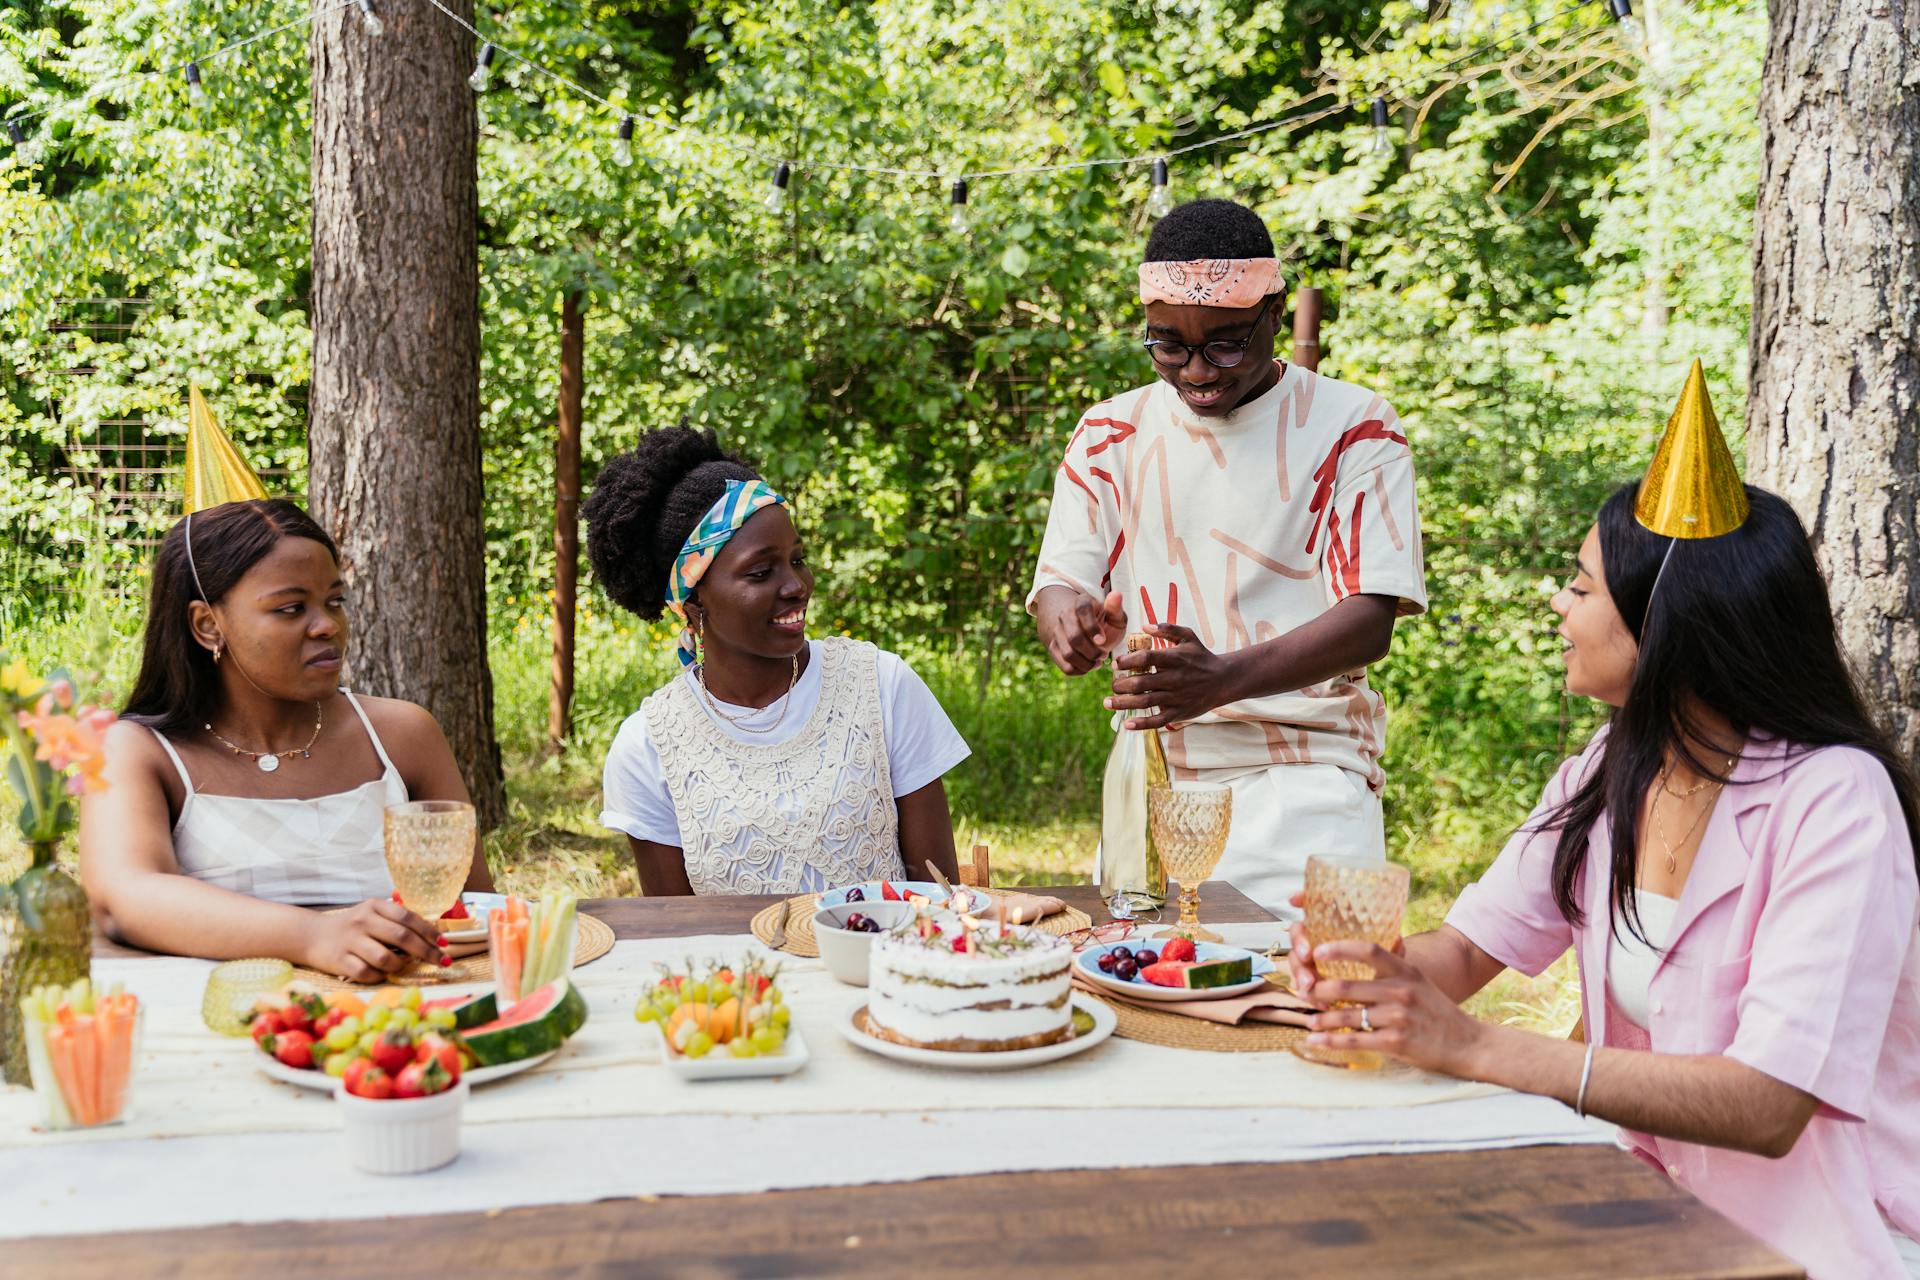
[1448,730,1920,1279]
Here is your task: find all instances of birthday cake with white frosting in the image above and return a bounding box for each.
[866,919,1074,1051]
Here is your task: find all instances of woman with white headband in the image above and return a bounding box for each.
[587,426,970,895]
[80,499,493,981]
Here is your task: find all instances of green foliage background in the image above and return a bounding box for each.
[0,0,1764,894]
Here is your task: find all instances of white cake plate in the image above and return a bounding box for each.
[836,992,1116,1071]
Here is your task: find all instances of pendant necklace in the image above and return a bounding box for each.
[206,702,324,773]
[1652,755,1738,875]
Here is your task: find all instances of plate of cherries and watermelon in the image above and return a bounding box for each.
[1073,937,1277,1001]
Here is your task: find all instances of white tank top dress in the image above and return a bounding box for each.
[147,690,405,906]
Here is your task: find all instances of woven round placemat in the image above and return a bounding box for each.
[751,892,1095,958]
[293,911,616,990]
[1084,988,1308,1054]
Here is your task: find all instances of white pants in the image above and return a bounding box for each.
[1207,762,1386,920]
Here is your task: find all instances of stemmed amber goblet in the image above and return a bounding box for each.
[384,800,474,921]
[1148,782,1233,943]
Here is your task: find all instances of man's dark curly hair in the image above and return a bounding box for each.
[583,425,762,620]
[1143,198,1275,262]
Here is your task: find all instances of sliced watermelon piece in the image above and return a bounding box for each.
[420,990,497,1030]
[1180,957,1254,989]
[458,978,588,1066]
[1140,960,1194,987]
[880,881,903,902]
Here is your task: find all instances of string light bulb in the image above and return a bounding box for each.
[1607,0,1644,47]
[948,178,969,234]
[468,43,495,93]
[1369,96,1393,155]
[612,115,635,167]
[766,160,792,210]
[5,119,25,148]
[1146,158,1173,219]
[185,62,209,108]
[352,0,383,36]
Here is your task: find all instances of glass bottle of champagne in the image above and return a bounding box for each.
[1098,634,1170,917]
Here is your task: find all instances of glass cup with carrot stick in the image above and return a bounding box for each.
[21,979,143,1130]
[488,891,579,1008]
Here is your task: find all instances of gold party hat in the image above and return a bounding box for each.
[182,386,268,513]
[1634,360,1748,539]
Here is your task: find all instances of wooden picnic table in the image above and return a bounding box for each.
[27,883,1800,1279]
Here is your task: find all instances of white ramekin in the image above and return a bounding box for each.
[336,1077,468,1174]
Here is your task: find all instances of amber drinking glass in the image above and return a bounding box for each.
[384,800,475,921]
[1293,854,1410,1070]
[1148,782,1233,943]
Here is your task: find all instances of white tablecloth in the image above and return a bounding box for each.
[0,928,1612,1238]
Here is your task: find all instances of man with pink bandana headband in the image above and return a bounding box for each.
[1028,199,1427,915]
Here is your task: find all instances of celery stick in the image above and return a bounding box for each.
[20,997,70,1130]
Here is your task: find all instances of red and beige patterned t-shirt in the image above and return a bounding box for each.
[1027,363,1427,790]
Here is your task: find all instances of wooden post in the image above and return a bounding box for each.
[549,290,585,751]
[1291,286,1324,371]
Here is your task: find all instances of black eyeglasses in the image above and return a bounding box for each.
[1141,300,1278,370]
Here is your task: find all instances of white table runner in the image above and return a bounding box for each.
[0,929,1613,1237]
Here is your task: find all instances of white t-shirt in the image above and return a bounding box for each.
[600,641,971,848]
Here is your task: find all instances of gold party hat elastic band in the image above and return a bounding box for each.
[183,386,268,514]
[1634,360,1748,540]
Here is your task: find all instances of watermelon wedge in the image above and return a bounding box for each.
[420,990,498,1030]
[1140,960,1194,987]
[458,979,588,1066]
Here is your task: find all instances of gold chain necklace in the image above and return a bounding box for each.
[1652,755,1738,875]
[696,654,801,735]
[205,701,323,773]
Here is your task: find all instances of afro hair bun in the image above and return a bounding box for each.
[583,424,760,619]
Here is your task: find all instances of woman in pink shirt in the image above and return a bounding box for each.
[1289,483,1920,1278]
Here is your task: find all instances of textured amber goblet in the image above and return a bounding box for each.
[1293,855,1409,1071]
[1148,783,1233,943]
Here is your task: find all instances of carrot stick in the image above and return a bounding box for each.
[97,995,135,1122]
[47,1022,91,1127]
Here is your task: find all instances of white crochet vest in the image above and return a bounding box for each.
[644,637,906,895]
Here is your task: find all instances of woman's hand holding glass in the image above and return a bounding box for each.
[1287,893,1490,1078]
[301,898,445,983]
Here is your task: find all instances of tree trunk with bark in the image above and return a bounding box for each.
[308,0,506,825]
[1747,0,1920,757]
[549,292,584,752]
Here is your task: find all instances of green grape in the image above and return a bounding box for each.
[711,983,735,1003]
[424,1007,457,1029]
[686,981,710,1003]
[358,1030,381,1053]
[323,1024,358,1052]
[750,1028,781,1055]
[323,1052,353,1078]
[771,1005,791,1028]
[729,1039,756,1058]
[684,1031,714,1059]
[764,987,783,1006]
[334,1016,362,1040]
[364,1004,391,1030]
[402,987,423,1011]
[388,1007,418,1031]
[634,1003,662,1024]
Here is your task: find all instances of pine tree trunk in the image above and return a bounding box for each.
[308,0,506,826]
[1747,0,1920,756]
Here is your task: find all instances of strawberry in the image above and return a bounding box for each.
[342,1057,378,1096]
[312,1007,347,1039]
[370,1026,415,1076]
[951,933,970,953]
[394,1056,452,1099]
[250,1012,279,1047]
[345,1064,393,1099]
[441,898,470,920]
[1159,938,1199,964]
[265,1028,316,1069]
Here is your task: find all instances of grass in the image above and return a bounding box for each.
[0,592,1577,1032]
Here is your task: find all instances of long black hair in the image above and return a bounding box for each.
[1541,482,1920,943]
[122,499,339,736]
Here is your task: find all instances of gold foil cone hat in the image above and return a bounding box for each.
[1634,360,1748,539]
[183,386,268,513]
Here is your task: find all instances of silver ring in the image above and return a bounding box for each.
[1358,1007,1373,1033]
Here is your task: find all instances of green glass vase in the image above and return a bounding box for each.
[1,842,91,1085]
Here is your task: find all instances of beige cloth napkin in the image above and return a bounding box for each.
[1072,971,1317,1027]
[991,891,1067,924]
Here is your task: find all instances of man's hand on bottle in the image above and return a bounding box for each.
[1035,586,1128,675]
[1106,624,1240,730]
